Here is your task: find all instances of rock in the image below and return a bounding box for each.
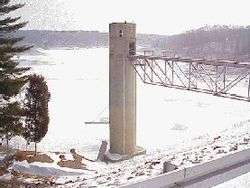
[216,149,227,154]
[213,145,222,150]
[96,141,108,162]
[0,154,15,174]
[15,151,53,163]
[57,156,86,170]
[96,177,107,184]
[70,149,84,163]
[151,161,161,166]
[127,176,134,180]
[106,177,111,181]
[27,154,54,163]
[0,168,7,176]
[213,136,221,141]
[145,160,160,166]
[191,160,201,164]
[147,165,154,169]
[163,161,177,173]
[135,171,145,176]
[242,137,250,144]
[15,151,26,162]
[229,144,238,152]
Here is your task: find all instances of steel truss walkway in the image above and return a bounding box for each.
[130,55,250,101]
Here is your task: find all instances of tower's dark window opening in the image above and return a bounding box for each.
[129,42,136,55]
[119,30,123,37]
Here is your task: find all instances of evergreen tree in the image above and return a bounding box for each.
[0,102,23,147]
[0,0,31,146]
[23,74,50,155]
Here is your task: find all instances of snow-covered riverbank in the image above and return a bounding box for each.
[3,120,250,187]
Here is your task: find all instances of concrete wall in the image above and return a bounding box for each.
[109,23,137,155]
[121,148,250,188]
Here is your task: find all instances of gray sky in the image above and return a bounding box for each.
[13,0,250,35]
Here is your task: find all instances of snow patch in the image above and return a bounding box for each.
[12,160,94,177]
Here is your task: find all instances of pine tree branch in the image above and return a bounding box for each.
[0,53,13,62]
[0,4,24,15]
[0,0,10,7]
[0,78,28,98]
[0,22,27,32]
[0,45,32,54]
[0,67,30,76]
[0,37,24,45]
[0,17,21,26]
[0,60,18,70]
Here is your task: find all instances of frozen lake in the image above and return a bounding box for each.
[13,48,250,156]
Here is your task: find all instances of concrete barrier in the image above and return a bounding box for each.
[121,148,250,188]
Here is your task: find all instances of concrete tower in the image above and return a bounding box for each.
[109,22,139,156]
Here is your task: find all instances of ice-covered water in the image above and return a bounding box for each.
[13,48,250,156]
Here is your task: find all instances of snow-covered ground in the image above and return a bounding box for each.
[9,48,250,187]
[7,120,250,187]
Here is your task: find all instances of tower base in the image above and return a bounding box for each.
[107,146,146,162]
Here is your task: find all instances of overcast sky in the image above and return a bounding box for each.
[13,0,250,35]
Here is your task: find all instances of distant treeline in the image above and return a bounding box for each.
[16,30,166,49]
[17,26,250,60]
[16,30,108,48]
[153,25,250,60]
